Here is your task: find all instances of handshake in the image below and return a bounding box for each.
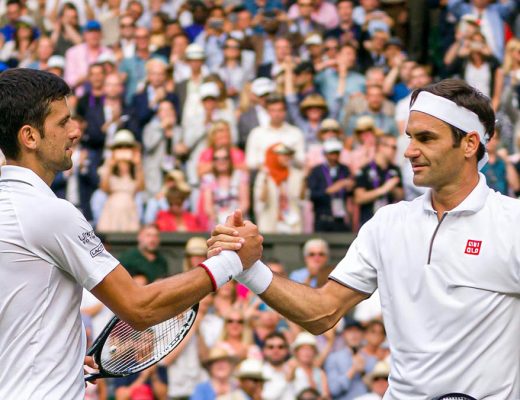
[202,210,272,294]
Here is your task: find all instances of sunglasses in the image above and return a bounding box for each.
[265,344,287,350]
[120,23,134,28]
[226,319,244,324]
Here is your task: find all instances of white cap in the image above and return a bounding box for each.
[47,55,65,70]
[185,43,205,60]
[235,359,269,381]
[251,77,275,97]
[110,129,137,148]
[323,138,343,153]
[97,52,117,64]
[291,332,318,351]
[200,82,220,99]
[304,33,323,46]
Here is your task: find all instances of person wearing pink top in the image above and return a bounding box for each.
[287,0,340,30]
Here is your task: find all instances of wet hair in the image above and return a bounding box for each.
[0,68,70,160]
[410,79,495,163]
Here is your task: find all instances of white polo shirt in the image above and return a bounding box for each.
[0,166,119,399]
[330,174,520,399]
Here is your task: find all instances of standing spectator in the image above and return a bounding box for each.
[360,320,389,362]
[308,139,354,232]
[130,57,179,140]
[288,0,339,30]
[353,0,393,38]
[287,332,330,398]
[199,147,249,230]
[237,77,276,150]
[358,29,389,73]
[251,11,289,68]
[216,308,261,361]
[0,16,38,68]
[261,332,294,400]
[305,118,351,172]
[354,133,403,227]
[155,186,204,232]
[142,98,181,198]
[447,0,516,61]
[354,362,390,400]
[289,239,330,288]
[27,36,55,70]
[0,0,23,43]
[64,20,114,97]
[481,129,518,195]
[191,347,237,400]
[253,143,305,233]
[256,36,292,79]
[287,0,325,40]
[117,224,169,284]
[116,14,136,60]
[293,61,319,102]
[246,94,305,171]
[348,116,379,175]
[219,359,268,400]
[49,2,83,56]
[175,43,208,115]
[184,1,209,43]
[194,8,228,71]
[119,26,152,105]
[97,130,144,233]
[325,318,377,400]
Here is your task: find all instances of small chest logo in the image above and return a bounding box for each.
[464,240,482,255]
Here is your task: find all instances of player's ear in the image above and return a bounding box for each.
[463,131,480,159]
[17,124,42,151]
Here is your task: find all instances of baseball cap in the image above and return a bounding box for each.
[97,52,117,65]
[251,77,275,97]
[323,139,343,153]
[200,82,220,99]
[343,316,363,331]
[185,43,205,60]
[85,20,102,31]
[291,332,318,351]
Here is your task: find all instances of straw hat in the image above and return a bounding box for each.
[185,237,208,256]
[272,143,295,155]
[319,118,341,132]
[363,361,390,387]
[110,129,138,148]
[202,347,237,368]
[164,169,191,194]
[300,94,328,113]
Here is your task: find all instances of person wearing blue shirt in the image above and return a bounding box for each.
[289,239,330,288]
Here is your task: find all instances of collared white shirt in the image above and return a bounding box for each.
[330,174,520,399]
[0,166,119,400]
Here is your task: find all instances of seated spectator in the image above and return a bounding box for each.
[305,118,351,172]
[325,318,377,400]
[297,387,324,400]
[354,134,403,227]
[287,0,325,40]
[292,61,319,102]
[288,0,340,30]
[308,139,354,232]
[301,33,325,68]
[198,120,246,178]
[360,320,389,362]
[97,130,144,233]
[345,84,399,137]
[256,37,292,80]
[117,224,169,284]
[0,16,38,68]
[358,29,390,73]
[254,143,305,233]
[261,332,295,400]
[142,99,182,199]
[355,361,390,400]
[218,359,268,400]
[287,332,330,398]
[144,168,191,224]
[289,239,331,288]
[27,36,55,70]
[326,0,362,46]
[191,347,237,400]
[199,147,249,230]
[215,308,261,362]
[156,186,204,232]
[348,116,380,175]
[49,2,83,56]
[353,0,393,39]
[182,236,208,272]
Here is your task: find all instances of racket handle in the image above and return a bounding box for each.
[85,372,103,382]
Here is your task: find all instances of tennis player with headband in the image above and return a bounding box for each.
[0,68,262,399]
[209,79,520,399]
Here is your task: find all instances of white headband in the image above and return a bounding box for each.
[409,91,489,170]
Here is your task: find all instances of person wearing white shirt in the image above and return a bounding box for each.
[209,79,520,399]
[0,68,263,400]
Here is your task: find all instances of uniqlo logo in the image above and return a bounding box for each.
[465,240,482,255]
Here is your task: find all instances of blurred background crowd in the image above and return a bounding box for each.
[1,0,520,398]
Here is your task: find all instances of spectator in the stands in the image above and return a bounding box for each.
[289,238,330,288]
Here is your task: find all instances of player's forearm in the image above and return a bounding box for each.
[259,275,342,335]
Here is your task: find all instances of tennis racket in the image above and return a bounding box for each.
[434,394,477,400]
[85,303,198,382]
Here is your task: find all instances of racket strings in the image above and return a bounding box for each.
[100,309,192,374]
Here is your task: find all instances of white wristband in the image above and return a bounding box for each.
[235,260,274,294]
[199,251,243,291]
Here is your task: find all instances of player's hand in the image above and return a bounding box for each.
[207,210,246,257]
[351,352,366,373]
[84,356,99,385]
[236,221,263,268]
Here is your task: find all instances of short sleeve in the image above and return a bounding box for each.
[26,200,119,290]
[329,220,379,295]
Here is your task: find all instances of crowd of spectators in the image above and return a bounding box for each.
[2,0,520,235]
[2,0,520,398]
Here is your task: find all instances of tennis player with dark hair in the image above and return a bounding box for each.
[210,79,520,399]
[0,68,262,399]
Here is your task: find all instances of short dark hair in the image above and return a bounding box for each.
[0,68,71,160]
[410,79,495,163]
[263,331,288,347]
[265,93,286,108]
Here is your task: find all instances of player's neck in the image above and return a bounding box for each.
[431,169,480,217]
[6,157,55,186]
